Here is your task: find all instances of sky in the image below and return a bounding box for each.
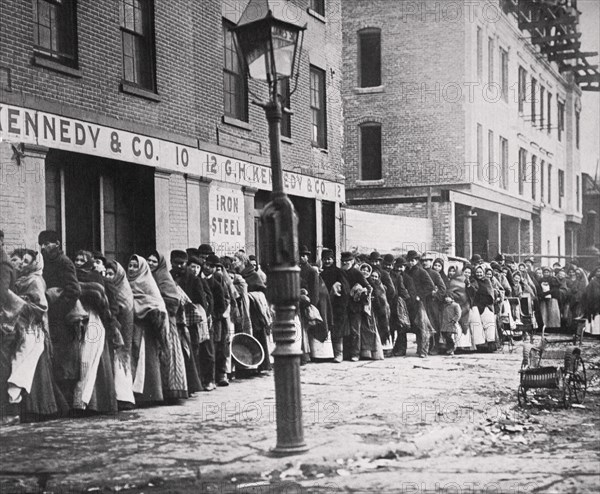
[579,0,600,179]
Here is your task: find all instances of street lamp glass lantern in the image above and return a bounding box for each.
[233,1,305,83]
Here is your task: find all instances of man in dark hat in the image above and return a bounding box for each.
[405,250,435,357]
[38,230,81,401]
[391,256,416,356]
[320,248,350,363]
[340,251,370,361]
[201,254,229,388]
[299,245,319,306]
[197,244,214,265]
[470,254,484,266]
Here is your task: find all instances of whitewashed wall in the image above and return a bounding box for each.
[344,208,433,255]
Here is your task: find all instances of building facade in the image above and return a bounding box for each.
[0,0,344,267]
[342,0,597,261]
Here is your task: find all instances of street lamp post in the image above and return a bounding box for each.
[233,0,308,456]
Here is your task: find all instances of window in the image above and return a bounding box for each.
[310,66,327,148]
[547,93,552,133]
[518,148,526,195]
[539,86,545,129]
[500,48,508,102]
[531,155,537,200]
[120,0,155,91]
[558,101,565,141]
[33,0,77,66]
[310,0,325,16]
[477,27,483,81]
[477,123,483,181]
[530,77,537,125]
[223,22,247,121]
[488,37,494,85]
[359,124,382,181]
[278,77,291,138]
[576,110,580,149]
[488,130,494,184]
[518,66,527,113]
[540,160,545,201]
[548,163,552,204]
[358,29,381,88]
[558,169,564,208]
[499,136,508,190]
[576,175,580,211]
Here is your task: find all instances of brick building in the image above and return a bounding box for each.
[0,0,344,267]
[342,0,598,261]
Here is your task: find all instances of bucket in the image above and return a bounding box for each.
[231,333,265,370]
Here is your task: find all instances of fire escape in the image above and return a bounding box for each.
[502,0,599,91]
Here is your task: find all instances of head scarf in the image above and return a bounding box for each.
[127,254,167,319]
[75,250,104,284]
[14,251,48,317]
[148,251,180,303]
[105,260,134,316]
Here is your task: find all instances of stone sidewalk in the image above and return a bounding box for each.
[1,336,599,493]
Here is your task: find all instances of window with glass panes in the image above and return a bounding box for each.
[310,66,327,148]
[518,66,526,113]
[500,48,508,102]
[518,148,526,195]
[33,0,77,66]
[278,77,291,138]
[223,22,247,121]
[310,0,325,16]
[499,136,508,190]
[120,0,155,90]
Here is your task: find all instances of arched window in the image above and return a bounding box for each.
[358,28,381,88]
[359,123,382,181]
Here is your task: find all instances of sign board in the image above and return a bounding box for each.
[0,104,345,203]
[208,184,245,255]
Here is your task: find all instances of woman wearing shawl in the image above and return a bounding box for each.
[358,263,384,360]
[127,254,167,404]
[369,268,391,346]
[9,250,68,422]
[72,250,117,414]
[147,251,188,400]
[432,258,450,288]
[447,267,476,351]
[582,266,600,335]
[567,268,588,322]
[468,265,499,351]
[104,260,136,408]
[538,267,562,331]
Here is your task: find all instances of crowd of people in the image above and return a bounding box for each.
[1,227,599,424]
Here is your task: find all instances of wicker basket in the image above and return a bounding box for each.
[520,366,562,389]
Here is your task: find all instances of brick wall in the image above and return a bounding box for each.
[168,173,189,249]
[342,0,466,189]
[0,142,25,251]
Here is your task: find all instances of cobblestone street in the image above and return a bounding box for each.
[2,334,599,493]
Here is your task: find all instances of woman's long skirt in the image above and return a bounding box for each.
[132,320,164,405]
[470,307,486,346]
[360,313,384,360]
[540,298,561,328]
[585,314,600,336]
[160,315,188,400]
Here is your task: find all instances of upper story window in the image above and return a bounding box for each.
[477,27,483,82]
[531,155,537,200]
[223,22,248,121]
[499,136,508,190]
[359,123,382,181]
[518,147,527,195]
[558,169,564,208]
[278,77,291,138]
[547,93,552,134]
[310,0,325,16]
[548,163,552,204]
[539,86,545,129]
[518,66,527,113]
[33,0,78,67]
[487,37,494,85]
[530,77,537,125]
[358,29,381,88]
[575,110,580,149]
[500,48,508,102]
[558,101,565,142]
[120,0,156,91]
[540,160,545,201]
[310,66,327,148]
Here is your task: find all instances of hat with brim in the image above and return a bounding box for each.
[170,250,188,262]
[369,251,383,262]
[341,251,354,262]
[38,230,60,245]
[205,254,221,266]
[300,245,311,256]
[406,250,420,261]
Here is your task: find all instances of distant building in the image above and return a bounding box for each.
[342,0,598,261]
[0,0,344,265]
[579,172,600,256]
